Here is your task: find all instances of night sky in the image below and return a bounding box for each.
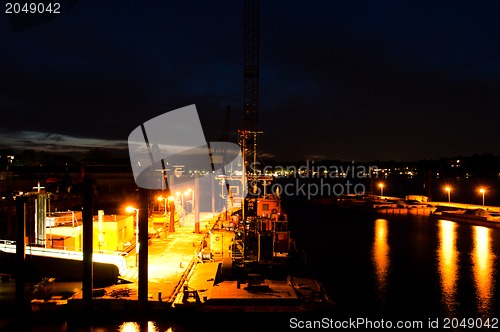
[1,1,500,163]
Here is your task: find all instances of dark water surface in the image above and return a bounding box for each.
[286,199,500,322]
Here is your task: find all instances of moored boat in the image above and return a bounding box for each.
[430,206,500,228]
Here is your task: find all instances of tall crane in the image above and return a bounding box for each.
[241,0,261,181]
[243,0,259,133]
[239,0,274,264]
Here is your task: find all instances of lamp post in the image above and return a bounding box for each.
[158,195,167,216]
[445,187,451,203]
[184,188,194,214]
[157,195,168,238]
[126,206,139,267]
[378,183,384,197]
[479,188,486,207]
[191,189,195,215]
[168,195,175,233]
[175,191,181,208]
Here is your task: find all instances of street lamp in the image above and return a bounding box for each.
[168,195,175,233]
[191,189,195,214]
[378,183,384,197]
[157,195,168,238]
[184,188,193,214]
[125,206,139,267]
[479,188,486,206]
[157,195,168,215]
[175,191,181,206]
[445,186,451,203]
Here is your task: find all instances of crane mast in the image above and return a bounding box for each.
[242,0,260,182]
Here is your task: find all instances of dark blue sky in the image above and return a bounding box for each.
[1,1,500,162]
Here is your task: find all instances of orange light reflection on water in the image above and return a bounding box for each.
[373,219,389,295]
[437,219,458,316]
[118,321,170,332]
[472,226,494,317]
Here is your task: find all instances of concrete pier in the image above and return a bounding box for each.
[63,211,223,315]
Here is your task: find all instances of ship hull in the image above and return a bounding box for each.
[0,248,122,286]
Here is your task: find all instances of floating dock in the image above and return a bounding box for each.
[336,195,500,228]
[376,201,500,228]
[376,207,433,216]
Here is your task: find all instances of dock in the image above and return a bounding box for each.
[336,194,500,229]
[374,201,500,228]
[376,206,433,216]
[44,211,226,316]
[29,204,334,317]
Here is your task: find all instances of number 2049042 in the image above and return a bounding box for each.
[5,2,61,14]
[443,317,498,329]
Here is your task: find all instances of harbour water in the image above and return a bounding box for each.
[1,196,499,331]
[286,198,500,322]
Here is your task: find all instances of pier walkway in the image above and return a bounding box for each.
[65,211,224,314]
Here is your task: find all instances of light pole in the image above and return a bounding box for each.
[168,195,175,233]
[175,191,181,208]
[445,187,451,203]
[180,189,191,226]
[158,195,167,216]
[157,195,168,238]
[126,206,139,267]
[191,189,195,215]
[184,188,194,214]
[479,188,486,207]
[378,183,384,197]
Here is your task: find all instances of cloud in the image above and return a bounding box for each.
[0,129,128,155]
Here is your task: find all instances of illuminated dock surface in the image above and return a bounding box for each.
[66,212,220,311]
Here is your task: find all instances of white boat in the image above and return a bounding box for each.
[430,206,500,228]
[0,240,127,285]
